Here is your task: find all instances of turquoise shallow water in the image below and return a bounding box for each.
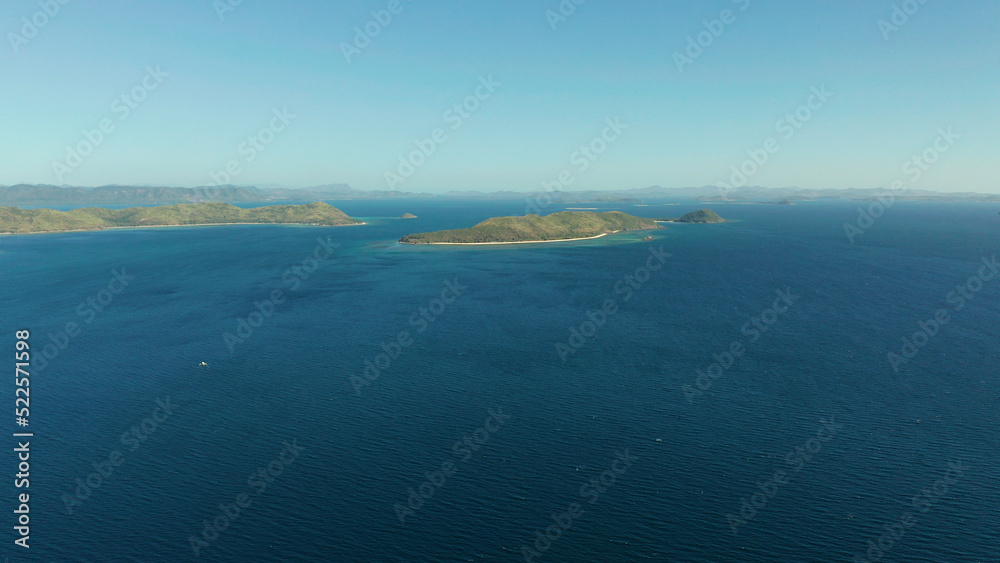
[1,199,997,562]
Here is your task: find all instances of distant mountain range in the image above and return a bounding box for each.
[1,184,998,205]
[487,185,1000,203]
[0,184,431,205]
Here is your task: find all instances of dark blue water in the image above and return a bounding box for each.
[1,200,997,562]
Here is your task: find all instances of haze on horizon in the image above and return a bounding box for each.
[1,0,997,194]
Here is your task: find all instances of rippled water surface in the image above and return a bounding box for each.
[1,200,997,562]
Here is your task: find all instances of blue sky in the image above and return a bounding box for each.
[1,0,997,193]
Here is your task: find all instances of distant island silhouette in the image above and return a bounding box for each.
[655,209,726,224]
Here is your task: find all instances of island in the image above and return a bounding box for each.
[400,213,418,219]
[399,211,660,245]
[655,209,725,224]
[0,201,363,234]
[562,196,643,204]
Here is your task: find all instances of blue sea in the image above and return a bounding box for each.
[1,200,997,562]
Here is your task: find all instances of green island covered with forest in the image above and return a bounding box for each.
[399,210,664,244]
[0,202,362,234]
[655,209,726,224]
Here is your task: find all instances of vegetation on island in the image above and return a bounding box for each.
[399,211,660,244]
[401,213,418,219]
[0,201,362,234]
[655,209,725,224]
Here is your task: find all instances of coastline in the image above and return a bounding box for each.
[0,221,367,236]
[403,232,618,246]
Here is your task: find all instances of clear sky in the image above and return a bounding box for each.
[1,0,997,193]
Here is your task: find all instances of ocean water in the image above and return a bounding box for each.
[1,200,997,562]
